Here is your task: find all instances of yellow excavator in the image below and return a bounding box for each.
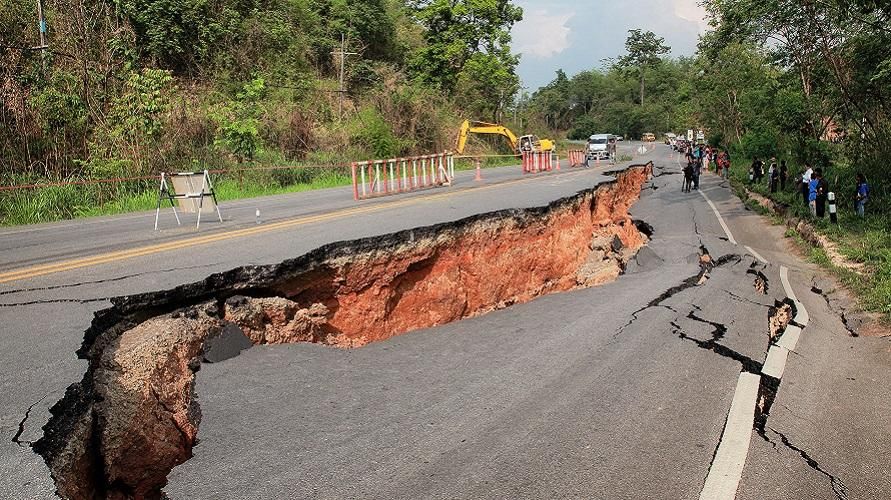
[454,120,555,155]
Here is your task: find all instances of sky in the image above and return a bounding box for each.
[511,0,710,91]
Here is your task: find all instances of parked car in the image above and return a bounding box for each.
[642,132,656,142]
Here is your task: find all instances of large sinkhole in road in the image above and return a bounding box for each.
[35,165,652,499]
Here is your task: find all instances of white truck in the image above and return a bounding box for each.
[586,134,614,161]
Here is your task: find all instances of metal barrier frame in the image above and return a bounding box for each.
[352,152,454,200]
[154,170,223,230]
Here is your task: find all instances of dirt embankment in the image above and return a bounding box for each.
[743,189,865,275]
[34,164,652,499]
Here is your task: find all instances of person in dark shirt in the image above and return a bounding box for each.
[693,157,702,190]
[815,168,829,218]
[751,158,764,184]
[683,161,694,193]
[779,160,788,191]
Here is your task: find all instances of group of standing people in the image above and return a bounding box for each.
[799,164,829,218]
[749,157,789,193]
[683,144,730,192]
[750,158,871,218]
[678,144,870,218]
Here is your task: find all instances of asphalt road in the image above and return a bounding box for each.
[1,142,889,499]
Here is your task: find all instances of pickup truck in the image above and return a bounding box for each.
[586,134,613,160]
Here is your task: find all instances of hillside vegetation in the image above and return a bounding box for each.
[1,0,524,197]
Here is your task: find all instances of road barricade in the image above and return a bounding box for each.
[352,152,454,200]
[154,170,223,230]
[567,150,586,167]
[522,151,556,174]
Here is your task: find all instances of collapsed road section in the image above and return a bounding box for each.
[33,164,653,499]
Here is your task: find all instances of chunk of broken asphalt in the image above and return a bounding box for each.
[202,322,253,363]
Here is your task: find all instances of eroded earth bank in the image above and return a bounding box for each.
[34,165,653,499]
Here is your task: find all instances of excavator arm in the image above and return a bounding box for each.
[454,120,520,154]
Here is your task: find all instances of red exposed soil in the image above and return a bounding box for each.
[271,165,651,347]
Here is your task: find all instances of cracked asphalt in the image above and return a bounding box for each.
[1,144,890,499]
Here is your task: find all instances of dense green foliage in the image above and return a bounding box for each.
[0,0,524,188]
[525,58,695,141]
[526,7,890,208]
[696,0,891,318]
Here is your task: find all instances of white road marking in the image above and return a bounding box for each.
[672,151,737,245]
[780,266,809,327]
[699,190,737,244]
[761,346,790,379]
[744,246,768,264]
[762,266,809,382]
[776,325,802,351]
[699,372,761,500]
[694,178,813,499]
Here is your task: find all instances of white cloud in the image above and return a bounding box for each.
[512,10,574,59]
[671,0,709,33]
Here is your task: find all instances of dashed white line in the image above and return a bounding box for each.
[776,325,802,351]
[696,176,811,499]
[699,372,761,500]
[780,266,809,327]
[762,266,810,379]
[744,246,768,265]
[698,189,737,245]
[761,346,790,379]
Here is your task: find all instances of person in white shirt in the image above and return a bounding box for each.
[801,164,814,205]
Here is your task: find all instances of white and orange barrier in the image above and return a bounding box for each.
[522,151,559,174]
[567,150,587,167]
[352,152,454,200]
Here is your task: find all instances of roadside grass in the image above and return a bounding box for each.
[728,159,891,320]
[0,156,529,227]
[0,167,354,226]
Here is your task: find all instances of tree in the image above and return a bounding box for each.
[213,77,266,163]
[408,0,523,96]
[454,50,520,121]
[308,0,402,72]
[617,29,670,105]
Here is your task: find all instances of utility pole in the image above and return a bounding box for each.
[331,34,357,119]
[514,87,527,127]
[35,0,48,69]
[35,0,47,47]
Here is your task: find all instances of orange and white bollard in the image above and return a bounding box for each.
[475,158,483,181]
[351,162,359,200]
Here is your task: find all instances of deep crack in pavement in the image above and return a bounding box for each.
[11,393,50,448]
[766,427,849,500]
